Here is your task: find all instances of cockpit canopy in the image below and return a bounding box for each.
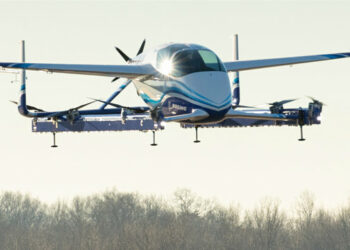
[156,44,226,77]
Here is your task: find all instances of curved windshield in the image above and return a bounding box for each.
[157,47,225,77]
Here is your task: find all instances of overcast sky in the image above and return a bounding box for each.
[0,0,349,210]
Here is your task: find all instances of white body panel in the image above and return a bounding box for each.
[133,72,232,112]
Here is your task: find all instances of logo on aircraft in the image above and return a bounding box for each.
[169,103,187,112]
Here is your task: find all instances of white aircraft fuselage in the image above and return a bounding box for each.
[2,38,347,130]
[130,43,232,123]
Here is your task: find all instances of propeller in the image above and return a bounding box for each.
[268,98,297,107]
[90,98,149,114]
[9,100,45,112]
[111,77,120,83]
[115,47,130,62]
[268,98,297,113]
[47,100,96,118]
[10,100,96,122]
[112,39,146,83]
[307,96,326,106]
[136,39,146,56]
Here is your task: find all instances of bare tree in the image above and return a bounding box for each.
[0,190,349,249]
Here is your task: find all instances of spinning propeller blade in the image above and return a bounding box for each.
[268,98,297,106]
[90,98,123,109]
[48,100,96,118]
[72,100,96,110]
[307,96,326,106]
[90,98,149,113]
[233,104,256,109]
[267,98,298,113]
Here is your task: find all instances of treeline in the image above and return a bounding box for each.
[0,189,349,250]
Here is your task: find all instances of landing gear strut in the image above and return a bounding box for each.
[298,108,306,142]
[150,130,157,146]
[51,132,58,148]
[194,126,200,143]
[298,125,306,141]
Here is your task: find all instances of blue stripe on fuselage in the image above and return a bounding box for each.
[140,88,231,110]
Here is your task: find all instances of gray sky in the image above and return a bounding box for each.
[0,0,349,210]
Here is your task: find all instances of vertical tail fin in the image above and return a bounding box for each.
[232,34,240,106]
[18,40,29,116]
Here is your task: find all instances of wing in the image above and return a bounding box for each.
[0,62,156,79]
[223,52,350,72]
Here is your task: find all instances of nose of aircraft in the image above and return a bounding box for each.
[178,71,232,112]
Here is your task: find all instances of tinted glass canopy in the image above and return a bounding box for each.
[156,45,225,77]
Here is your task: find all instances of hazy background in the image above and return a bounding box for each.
[0,0,349,210]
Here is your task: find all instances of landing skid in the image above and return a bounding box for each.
[298,125,306,141]
[150,130,157,146]
[51,132,58,148]
[194,126,200,143]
